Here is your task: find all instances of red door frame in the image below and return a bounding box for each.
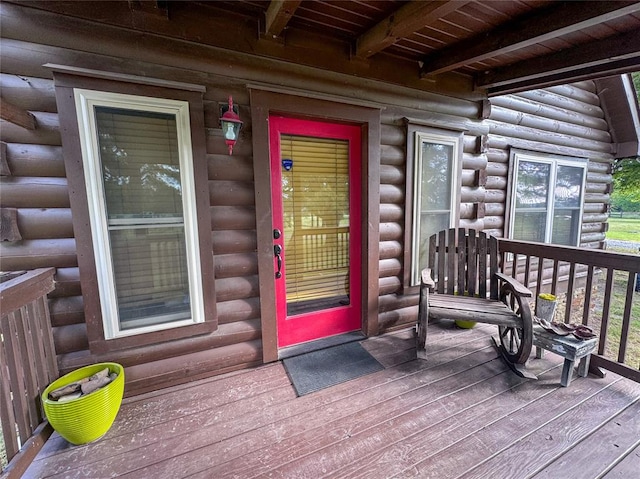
[269,115,362,347]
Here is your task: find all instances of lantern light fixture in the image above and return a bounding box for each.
[219,96,243,155]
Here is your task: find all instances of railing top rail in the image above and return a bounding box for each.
[0,267,56,316]
[498,238,640,272]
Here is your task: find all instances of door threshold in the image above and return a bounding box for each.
[278,331,366,360]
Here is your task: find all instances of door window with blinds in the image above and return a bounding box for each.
[74,89,205,339]
[280,134,350,315]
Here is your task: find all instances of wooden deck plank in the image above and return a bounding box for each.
[457,379,640,479]
[336,366,622,478]
[26,373,298,478]
[320,361,571,479]
[32,362,289,461]
[602,442,640,478]
[37,332,500,478]
[22,323,640,479]
[247,361,563,479]
[98,347,503,478]
[365,322,498,368]
[395,376,638,478]
[532,398,640,478]
[23,363,295,475]
[361,328,419,367]
[195,357,508,479]
[361,327,414,355]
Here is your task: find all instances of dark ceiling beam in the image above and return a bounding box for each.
[264,0,301,38]
[477,32,640,94]
[484,58,640,97]
[128,0,169,18]
[355,0,469,59]
[420,1,640,77]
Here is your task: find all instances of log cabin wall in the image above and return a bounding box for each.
[0,2,619,394]
[487,82,614,248]
[0,2,479,394]
[377,105,489,333]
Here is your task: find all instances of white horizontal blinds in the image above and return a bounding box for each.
[95,107,191,330]
[280,135,350,307]
[96,108,184,220]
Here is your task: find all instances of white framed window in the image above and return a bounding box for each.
[409,130,462,286]
[74,89,206,339]
[509,151,587,246]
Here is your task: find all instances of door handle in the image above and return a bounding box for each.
[274,244,283,279]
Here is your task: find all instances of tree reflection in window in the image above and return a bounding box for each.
[512,155,586,246]
[96,107,183,221]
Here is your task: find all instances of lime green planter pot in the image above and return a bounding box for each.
[42,362,124,445]
[455,320,477,329]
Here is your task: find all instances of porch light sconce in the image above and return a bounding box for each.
[220,96,243,155]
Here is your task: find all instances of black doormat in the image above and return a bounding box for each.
[283,341,384,396]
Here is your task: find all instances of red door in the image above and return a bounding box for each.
[269,116,362,348]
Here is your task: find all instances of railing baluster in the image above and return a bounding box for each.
[582,265,595,326]
[536,257,545,291]
[551,259,559,296]
[1,310,31,445]
[598,268,615,356]
[0,326,20,461]
[535,257,545,312]
[27,298,49,397]
[618,271,636,364]
[0,268,57,473]
[496,238,640,382]
[564,262,576,324]
[17,303,42,430]
[523,255,531,289]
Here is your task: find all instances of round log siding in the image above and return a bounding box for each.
[0,4,626,394]
[380,145,405,165]
[16,208,74,239]
[379,241,403,260]
[378,293,419,314]
[486,83,614,251]
[379,204,404,223]
[48,267,82,298]
[3,143,66,178]
[1,177,70,208]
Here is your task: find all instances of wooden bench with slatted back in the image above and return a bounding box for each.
[416,228,534,365]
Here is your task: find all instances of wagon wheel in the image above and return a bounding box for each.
[498,282,533,364]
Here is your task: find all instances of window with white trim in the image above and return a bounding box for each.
[75,89,206,339]
[408,129,462,286]
[509,151,587,246]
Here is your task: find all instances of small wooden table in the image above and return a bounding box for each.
[532,326,598,387]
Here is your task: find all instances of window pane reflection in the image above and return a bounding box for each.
[555,165,583,208]
[515,161,549,208]
[96,107,183,220]
[421,143,453,210]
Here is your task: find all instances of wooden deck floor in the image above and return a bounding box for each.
[24,321,640,478]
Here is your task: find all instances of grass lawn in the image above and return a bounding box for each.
[602,217,640,368]
[597,269,640,368]
[607,217,640,242]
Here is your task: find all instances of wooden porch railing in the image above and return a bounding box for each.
[0,268,57,478]
[498,239,640,383]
